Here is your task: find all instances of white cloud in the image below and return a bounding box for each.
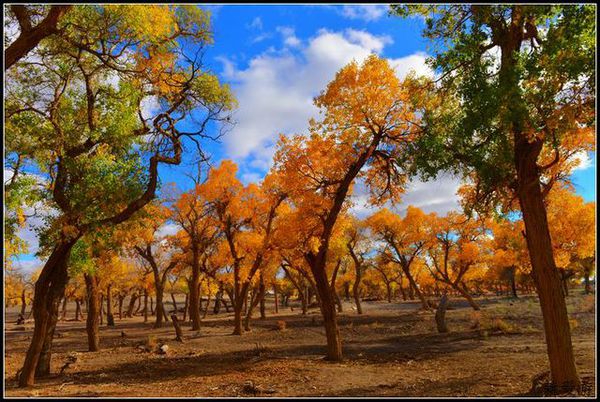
[571,151,593,171]
[389,52,435,79]
[220,28,403,172]
[340,5,389,22]
[248,16,263,30]
[218,28,432,184]
[349,173,463,219]
[156,223,180,239]
[277,26,301,48]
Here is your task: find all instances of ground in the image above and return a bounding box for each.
[4,292,596,397]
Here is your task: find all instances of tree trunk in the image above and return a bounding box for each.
[352,271,363,315]
[99,293,104,325]
[435,294,449,333]
[344,282,350,301]
[213,288,222,314]
[233,300,243,335]
[259,276,266,319]
[516,142,580,389]
[334,288,343,313]
[386,282,392,303]
[310,261,342,361]
[273,284,279,314]
[171,314,184,342]
[118,295,124,320]
[154,284,165,329]
[149,296,154,315]
[20,289,27,317]
[509,266,518,298]
[84,273,100,352]
[189,261,201,331]
[143,290,148,323]
[584,269,591,294]
[171,293,178,316]
[182,293,189,322]
[60,297,67,321]
[19,238,77,387]
[75,299,82,321]
[106,284,114,327]
[301,286,308,315]
[125,293,138,318]
[454,282,480,310]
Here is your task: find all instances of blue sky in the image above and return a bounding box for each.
[11,4,597,272]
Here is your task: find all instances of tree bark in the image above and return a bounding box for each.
[75,299,82,321]
[106,284,114,326]
[84,274,100,352]
[454,282,480,310]
[19,238,77,387]
[60,297,67,321]
[273,283,279,314]
[5,5,71,70]
[20,289,27,317]
[171,314,184,342]
[310,263,342,361]
[125,292,138,318]
[435,294,449,333]
[189,249,202,331]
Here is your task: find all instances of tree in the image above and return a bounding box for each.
[272,55,421,360]
[200,161,286,334]
[9,5,235,387]
[425,212,489,310]
[366,206,433,309]
[392,5,595,390]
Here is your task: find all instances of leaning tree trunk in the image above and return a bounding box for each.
[454,282,480,311]
[18,238,77,387]
[259,275,266,319]
[125,292,138,318]
[171,293,178,317]
[509,266,518,298]
[516,135,580,390]
[334,288,343,313]
[84,273,100,352]
[183,293,189,322]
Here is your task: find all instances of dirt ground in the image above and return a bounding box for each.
[4,292,596,397]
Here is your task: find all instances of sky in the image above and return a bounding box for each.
[9,4,597,273]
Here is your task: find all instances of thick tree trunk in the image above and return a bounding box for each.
[310,262,342,361]
[516,139,580,390]
[19,238,76,387]
[386,282,392,303]
[99,293,104,325]
[213,288,222,314]
[233,302,243,335]
[125,293,138,318]
[149,297,154,315]
[344,282,351,301]
[84,274,100,352]
[301,286,308,315]
[402,264,429,310]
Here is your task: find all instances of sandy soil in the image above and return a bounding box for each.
[4,293,596,397]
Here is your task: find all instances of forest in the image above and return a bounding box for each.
[3,4,596,398]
